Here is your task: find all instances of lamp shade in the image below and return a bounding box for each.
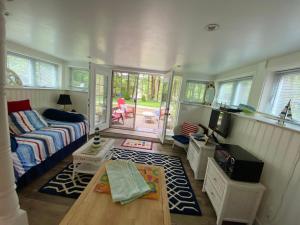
[57,94,72,105]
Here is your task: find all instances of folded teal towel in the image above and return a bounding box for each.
[106,160,151,204]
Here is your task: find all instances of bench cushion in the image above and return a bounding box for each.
[172,135,190,144]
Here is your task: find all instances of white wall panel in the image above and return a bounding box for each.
[5,88,63,112]
[5,88,89,116]
[66,90,88,115]
[197,105,300,225]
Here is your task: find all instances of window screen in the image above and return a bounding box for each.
[271,70,300,121]
[7,52,59,88]
[70,68,89,91]
[184,80,207,103]
[217,77,252,106]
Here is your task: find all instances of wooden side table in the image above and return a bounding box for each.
[187,136,216,180]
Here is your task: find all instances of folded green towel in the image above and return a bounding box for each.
[105,160,151,205]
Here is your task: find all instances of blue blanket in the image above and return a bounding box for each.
[11,119,88,181]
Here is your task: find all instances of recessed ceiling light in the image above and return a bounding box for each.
[204,23,220,32]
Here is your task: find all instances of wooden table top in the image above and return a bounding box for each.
[59,161,171,225]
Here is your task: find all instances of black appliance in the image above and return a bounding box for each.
[214,144,264,183]
[209,109,231,138]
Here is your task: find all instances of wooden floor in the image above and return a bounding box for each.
[18,138,239,225]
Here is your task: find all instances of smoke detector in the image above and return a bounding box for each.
[204,24,220,32]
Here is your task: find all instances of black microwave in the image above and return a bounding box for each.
[214,144,264,183]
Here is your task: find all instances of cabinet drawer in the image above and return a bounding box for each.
[205,177,221,214]
[206,161,226,198]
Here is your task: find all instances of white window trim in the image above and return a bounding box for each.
[216,76,253,106]
[267,68,300,123]
[182,79,209,105]
[7,51,60,89]
[69,67,89,92]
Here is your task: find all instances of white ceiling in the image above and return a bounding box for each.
[5,0,300,75]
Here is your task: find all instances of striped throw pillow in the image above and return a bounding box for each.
[9,110,48,134]
[181,122,198,137]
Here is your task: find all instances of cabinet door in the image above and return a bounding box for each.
[187,143,193,161]
[188,143,199,173]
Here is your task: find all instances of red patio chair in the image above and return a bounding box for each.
[112,107,124,124]
[117,98,135,118]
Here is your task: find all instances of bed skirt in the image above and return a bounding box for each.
[16,135,87,190]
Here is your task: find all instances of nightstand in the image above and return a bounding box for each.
[187,136,216,180]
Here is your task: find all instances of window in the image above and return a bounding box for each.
[184,80,207,103]
[216,77,253,106]
[271,70,300,121]
[70,68,89,91]
[7,52,59,88]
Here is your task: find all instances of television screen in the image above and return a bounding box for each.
[209,109,231,138]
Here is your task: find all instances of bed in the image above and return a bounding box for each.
[8,100,88,189]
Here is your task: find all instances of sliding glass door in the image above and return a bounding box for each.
[111,71,138,130]
[110,69,176,140]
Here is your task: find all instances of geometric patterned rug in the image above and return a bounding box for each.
[39,148,202,216]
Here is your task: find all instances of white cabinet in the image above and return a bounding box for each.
[187,136,215,180]
[203,157,265,225]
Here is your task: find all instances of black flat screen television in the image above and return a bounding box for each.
[209,109,231,138]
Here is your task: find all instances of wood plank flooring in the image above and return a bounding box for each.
[17,138,240,225]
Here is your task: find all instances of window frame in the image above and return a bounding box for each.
[183,80,208,104]
[69,67,90,92]
[6,51,59,88]
[268,69,300,122]
[216,76,253,106]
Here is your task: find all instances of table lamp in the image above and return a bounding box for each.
[57,94,72,111]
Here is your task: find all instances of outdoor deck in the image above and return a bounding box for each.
[111,105,161,133]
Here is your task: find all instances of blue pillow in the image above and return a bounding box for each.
[43,108,85,122]
[10,134,18,152]
[8,110,48,134]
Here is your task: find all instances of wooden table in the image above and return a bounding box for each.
[60,161,171,225]
[142,111,156,123]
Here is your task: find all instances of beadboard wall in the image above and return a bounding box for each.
[178,103,300,225]
[66,90,88,115]
[5,88,89,115]
[5,88,64,111]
